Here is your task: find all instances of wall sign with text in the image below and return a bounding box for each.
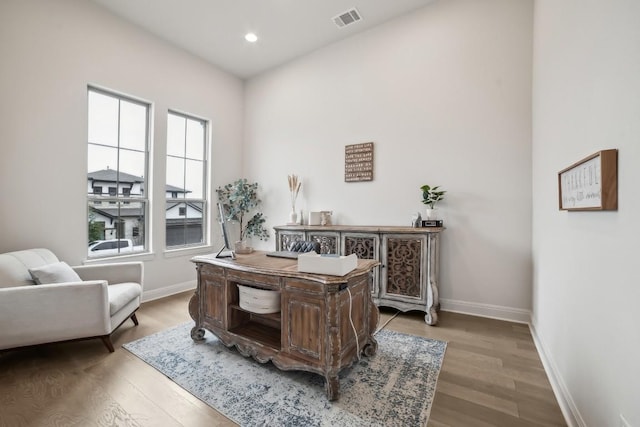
[345,142,374,182]
[558,149,618,211]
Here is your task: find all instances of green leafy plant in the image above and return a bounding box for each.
[420,185,446,209]
[216,179,269,241]
[87,208,105,242]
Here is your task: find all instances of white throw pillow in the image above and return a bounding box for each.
[29,261,82,285]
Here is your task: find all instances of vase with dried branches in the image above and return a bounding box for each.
[288,174,301,224]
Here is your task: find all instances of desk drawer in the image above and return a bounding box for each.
[227,270,280,290]
[284,278,325,294]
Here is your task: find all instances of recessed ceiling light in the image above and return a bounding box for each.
[245,33,258,43]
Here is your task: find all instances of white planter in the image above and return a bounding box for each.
[425,208,439,220]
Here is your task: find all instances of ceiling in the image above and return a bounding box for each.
[89,0,436,79]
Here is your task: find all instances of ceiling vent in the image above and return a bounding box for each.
[333,8,362,28]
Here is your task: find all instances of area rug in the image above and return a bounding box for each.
[123,322,446,426]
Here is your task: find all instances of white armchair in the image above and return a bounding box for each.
[0,248,143,352]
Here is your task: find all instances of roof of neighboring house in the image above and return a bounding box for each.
[166,202,204,212]
[88,169,190,194]
[165,183,188,193]
[91,206,143,218]
[88,169,143,183]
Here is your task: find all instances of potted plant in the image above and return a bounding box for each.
[420,184,446,220]
[216,179,269,252]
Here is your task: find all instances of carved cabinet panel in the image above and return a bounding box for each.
[381,235,426,302]
[343,234,378,259]
[307,231,339,254]
[277,231,305,251]
[342,233,380,297]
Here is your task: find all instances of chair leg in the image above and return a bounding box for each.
[101,336,115,353]
[131,313,139,326]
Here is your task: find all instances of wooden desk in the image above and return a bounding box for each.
[189,251,380,401]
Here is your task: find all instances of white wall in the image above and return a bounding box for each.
[245,0,534,321]
[532,0,640,426]
[0,0,244,295]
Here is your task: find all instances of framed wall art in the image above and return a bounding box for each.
[344,142,374,182]
[558,149,618,211]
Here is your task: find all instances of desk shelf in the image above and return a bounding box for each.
[229,321,281,350]
[229,304,281,323]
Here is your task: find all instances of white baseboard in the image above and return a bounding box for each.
[141,280,196,303]
[439,298,531,324]
[529,321,584,427]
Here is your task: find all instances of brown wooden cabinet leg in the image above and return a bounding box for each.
[325,374,340,401]
[101,336,115,353]
[131,313,139,326]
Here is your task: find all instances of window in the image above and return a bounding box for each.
[165,111,207,249]
[87,87,149,257]
[92,186,103,205]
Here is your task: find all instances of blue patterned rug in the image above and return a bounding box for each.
[123,322,446,426]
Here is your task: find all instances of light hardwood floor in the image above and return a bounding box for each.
[0,291,566,426]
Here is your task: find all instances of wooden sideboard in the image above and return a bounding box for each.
[189,252,379,401]
[274,225,443,325]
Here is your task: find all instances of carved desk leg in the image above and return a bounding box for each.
[191,326,206,341]
[363,339,378,357]
[188,290,205,341]
[325,373,340,401]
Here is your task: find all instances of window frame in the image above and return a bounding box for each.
[87,86,151,258]
[165,110,209,250]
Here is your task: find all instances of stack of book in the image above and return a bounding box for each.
[421,220,443,228]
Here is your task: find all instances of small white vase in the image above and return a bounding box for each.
[425,208,438,220]
[289,210,298,224]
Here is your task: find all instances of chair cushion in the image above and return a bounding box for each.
[108,282,142,315]
[29,262,82,285]
[0,248,60,288]
[288,240,321,253]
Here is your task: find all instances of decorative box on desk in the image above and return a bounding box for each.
[298,252,357,276]
[273,224,444,325]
